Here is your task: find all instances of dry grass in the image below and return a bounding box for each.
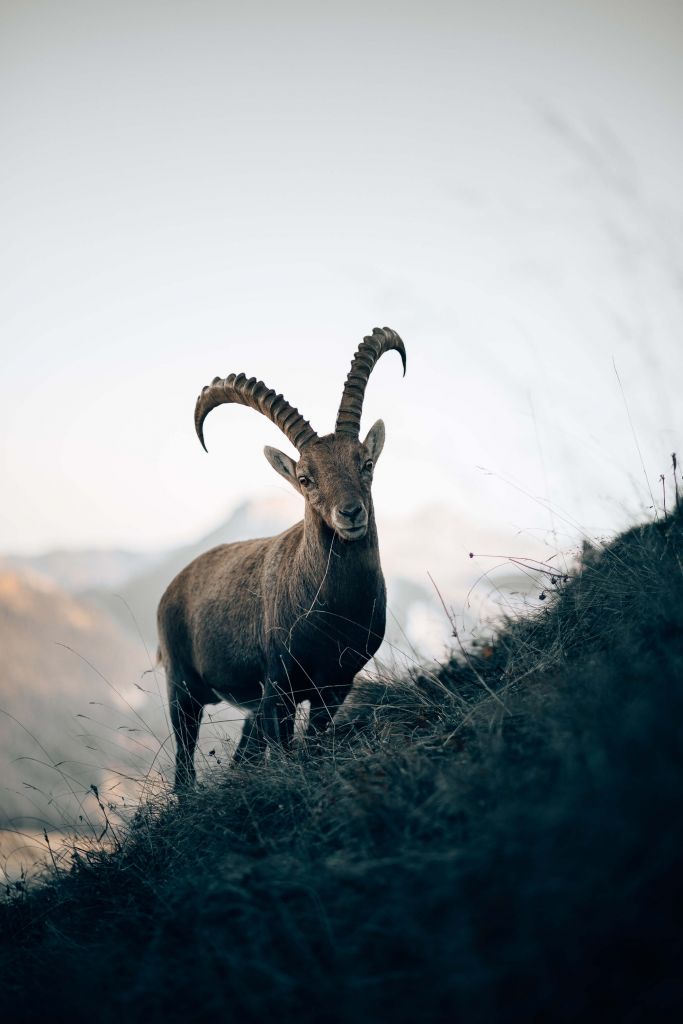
[1,509,683,1023]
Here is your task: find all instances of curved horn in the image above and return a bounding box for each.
[195,373,318,452]
[335,326,407,437]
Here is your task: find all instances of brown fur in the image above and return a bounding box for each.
[158,429,388,787]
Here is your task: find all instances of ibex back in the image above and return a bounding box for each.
[157,327,406,788]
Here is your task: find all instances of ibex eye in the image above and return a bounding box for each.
[298,476,310,487]
[363,460,374,471]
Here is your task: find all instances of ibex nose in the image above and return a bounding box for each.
[339,503,364,521]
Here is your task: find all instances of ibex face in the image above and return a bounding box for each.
[263,423,385,541]
[195,326,406,541]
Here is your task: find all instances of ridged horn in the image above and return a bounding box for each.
[335,326,407,437]
[195,373,318,452]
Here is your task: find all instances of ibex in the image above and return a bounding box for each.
[157,327,406,788]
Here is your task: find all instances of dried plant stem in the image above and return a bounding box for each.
[427,572,508,712]
[673,453,680,514]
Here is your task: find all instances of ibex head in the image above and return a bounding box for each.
[194,327,406,542]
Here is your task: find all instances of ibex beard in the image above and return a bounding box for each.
[157,327,406,789]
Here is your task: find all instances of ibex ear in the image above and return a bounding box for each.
[264,446,299,490]
[362,419,386,463]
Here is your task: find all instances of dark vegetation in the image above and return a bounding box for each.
[2,510,683,1023]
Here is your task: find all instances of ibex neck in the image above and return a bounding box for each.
[301,503,381,574]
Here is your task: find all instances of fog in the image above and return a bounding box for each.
[2,0,682,558]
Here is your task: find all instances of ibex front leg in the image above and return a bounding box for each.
[260,676,296,752]
[232,712,267,765]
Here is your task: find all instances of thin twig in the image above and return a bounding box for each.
[427,573,508,712]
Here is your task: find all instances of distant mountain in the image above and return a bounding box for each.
[88,495,300,643]
[0,564,166,826]
[4,547,163,593]
[379,502,562,654]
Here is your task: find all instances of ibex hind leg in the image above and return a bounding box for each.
[168,672,205,791]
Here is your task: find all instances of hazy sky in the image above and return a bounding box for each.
[2,0,683,553]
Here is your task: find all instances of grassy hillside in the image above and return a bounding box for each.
[2,510,683,1023]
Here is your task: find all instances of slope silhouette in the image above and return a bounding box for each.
[2,509,682,1023]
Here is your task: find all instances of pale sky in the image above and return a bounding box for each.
[2,0,683,554]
